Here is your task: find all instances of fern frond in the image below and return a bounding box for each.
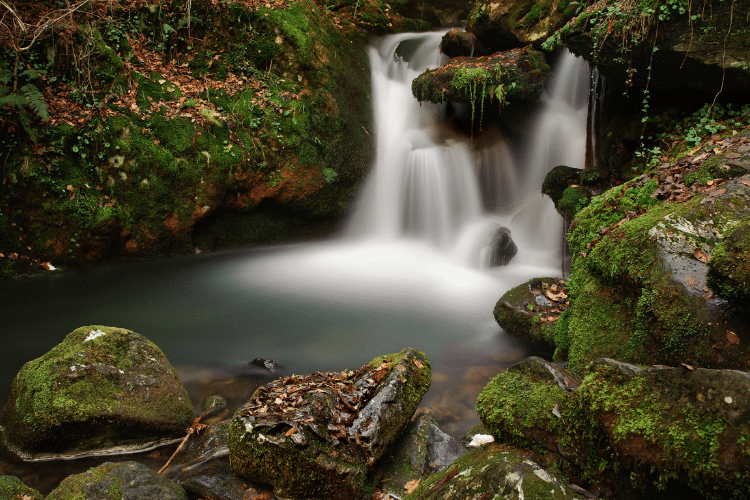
[20,68,46,81]
[0,94,25,108]
[20,83,49,121]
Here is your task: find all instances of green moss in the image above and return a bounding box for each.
[558,186,590,220]
[707,219,750,308]
[0,475,42,500]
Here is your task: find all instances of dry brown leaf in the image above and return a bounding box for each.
[694,248,710,263]
[404,479,421,495]
[285,427,297,436]
[413,359,424,370]
[727,331,741,345]
[742,180,750,187]
[680,363,695,371]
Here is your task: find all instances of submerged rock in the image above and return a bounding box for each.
[0,475,42,500]
[402,442,583,500]
[489,226,518,266]
[46,462,187,500]
[1,326,194,460]
[228,347,432,500]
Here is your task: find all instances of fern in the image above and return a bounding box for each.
[20,83,48,122]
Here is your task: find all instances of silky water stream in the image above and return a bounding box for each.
[0,33,591,491]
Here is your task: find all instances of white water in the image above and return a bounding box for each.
[240,37,589,339]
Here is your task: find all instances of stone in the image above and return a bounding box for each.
[1,326,195,460]
[168,421,266,500]
[402,442,583,500]
[46,461,187,500]
[411,46,550,109]
[228,347,432,500]
[0,475,42,500]
[489,226,518,266]
[708,219,750,310]
[493,278,568,355]
[477,356,750,497]
[378,413,467,497]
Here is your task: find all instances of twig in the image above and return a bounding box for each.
[158,414,207,475]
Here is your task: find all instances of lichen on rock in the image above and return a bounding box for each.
[1,325,194,460]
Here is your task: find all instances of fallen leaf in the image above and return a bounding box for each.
[742,180,750,187]
[285,427,297,436]
[413,359,424,370]
[694,248,710,263]
[727,331,741,345]
[66,185,74,191]
[680,363,695,371]
[404,479,421,495]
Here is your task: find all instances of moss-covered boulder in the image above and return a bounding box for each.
[0,476,42,500]
[403,441,583,500]
[557,141,750,372]
[228,347,431,500]
[412,46,550,111]
[46,461,187,500]
[1,326,194,460]
[493,278,568,355]
[478,356,750,497]
[542,165,610,222]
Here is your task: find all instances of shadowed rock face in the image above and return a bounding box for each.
[1,326,194,461]
[228,347,431,500]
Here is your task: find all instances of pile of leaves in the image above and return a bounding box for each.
[238,360,399,453]
[529,278,569,324]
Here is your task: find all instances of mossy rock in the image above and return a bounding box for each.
[560,174,750,373]
[411,46,550,109]
[402,441,582,500]
[493,277,567,355]
[0,476,42,500]
[707,220,750,309]
[46,461,187,500]
[1,326,194,460]
[228,348,431,500]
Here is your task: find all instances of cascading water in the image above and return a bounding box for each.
[0,35,593,440]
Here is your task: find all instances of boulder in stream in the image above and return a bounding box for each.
[477,356,750,497]
[46,461,187,500]
[1,326,195,460]
[228,347,432,500]
[489,226,518,266]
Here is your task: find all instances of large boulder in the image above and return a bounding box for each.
[1,326,194,460]
[557,136,750,372]
[478,356,750,497]
[46,462,187,500]
[228,347,431,500]
[489,226,518,266]
[402,441,584,500]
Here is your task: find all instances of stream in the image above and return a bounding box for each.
[0,31,592,492]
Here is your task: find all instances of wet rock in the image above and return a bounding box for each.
[169,421,267,500]
[411,46,550,109]
[228,347,432,500]
[0,475,42,499]
[440,30,487,58]
[200,395,229,424]
[542,166,610,222]
[489,226,518,266]
[1,326,194,460]
[493,278,569,355]
[46,461,187,500]
[402,442,583,500]
[378,413,467,497]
